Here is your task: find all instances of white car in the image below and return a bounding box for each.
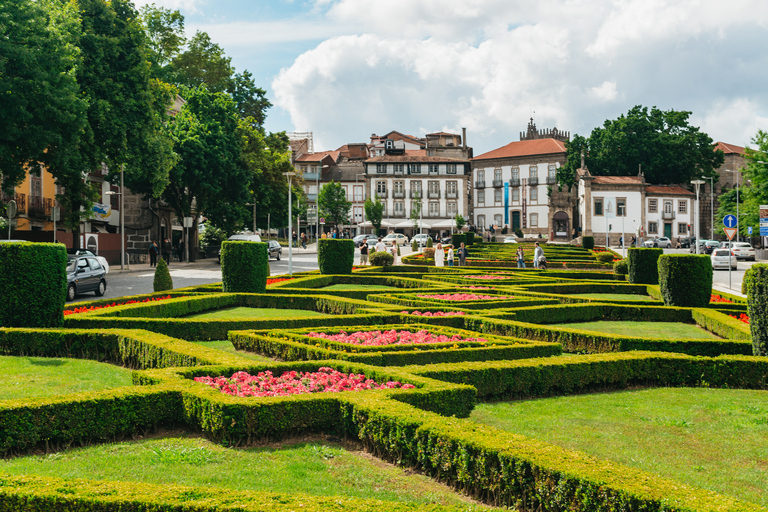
[643,237,672,248]
[411,233,432,247]
[729,242,756,261]
[503,236,518,244]
[383,233,409,246]
[710,248,737,270]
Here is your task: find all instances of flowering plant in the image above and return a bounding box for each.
[307,329,485,346]
[64,295,174,315]
[417,293,512,301]
[710,294,733,303]
[467,286,493,290]
[267,277,293,286]
[399,310,466,317]
[730,313,750,324]
[194,367,415,397]
[467,275,507,280]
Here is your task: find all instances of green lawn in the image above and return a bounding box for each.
[569,293,658,302]
[548,320,720,339]
[192,341,274,362]
[471,387,768,507]
[320,284,402,291]
[0,356,134,401]
[0,436,494,511]
[187,307,328,320]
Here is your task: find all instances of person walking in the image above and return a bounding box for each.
[178,239,185,262]
[516,246,525,268]
[390,242,399,265]
[148,240,158,267]
[447,245,454,267]
[162,238,172,264]
[292,231,298,247]
[434,243,445,267]
[458,243,469,266]
[300,232,307,249]
[375,237,386,254]
[359,241,369,265]
[533,242,544,268]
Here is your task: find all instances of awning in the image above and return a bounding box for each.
[393,219,432,229]
[358,220,397,228]
[429,219,457,228]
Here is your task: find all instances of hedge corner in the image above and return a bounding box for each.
[318,239,354,274]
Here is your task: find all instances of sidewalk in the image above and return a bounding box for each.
[108,257,220,275]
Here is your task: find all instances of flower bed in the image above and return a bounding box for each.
[306,329,486,346]
[730,313,750,324]
[399,310,466,316]
[710,294,733,303]
[467,286,493,290]
[194,367,414,397]
[63,295,174,315]
[467,275,507,280]
[266,277,293,286]
[417,293,512,301]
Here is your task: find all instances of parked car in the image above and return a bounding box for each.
[411,233,432,247]
[689,239,707,253]
[439,236,452,246]
[366,238,379,251]
[710,248,737,270]
[217,234,264,263]
[67,248,109,273]
[643,237,672,248]
[729,242,756,261]
[353,234,378,245]
[267,240,282,260]
[383,233,409,246]
[703,240,721,254]
[503,236,518,244]
[66,255,107,301]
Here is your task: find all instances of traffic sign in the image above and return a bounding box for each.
[724,227,737,240]
[748,226,753,235]
[320,217,325,224]
[723,214,737,228]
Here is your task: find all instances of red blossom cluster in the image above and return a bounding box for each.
[399,310,466,317]
[306,329,486,346]
[267,277,292,286]
[468,275,507,280]
[730,313,750,324]
[710,294,733,303]
[63,295,174,315]
[194,367,415,397]
[417,293,512,301]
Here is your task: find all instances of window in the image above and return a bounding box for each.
[594,198,603,216]
[411,181,422,194]
[477,215,486,230]
[530,213,539,228]
[530,187,538,202]
[649,199,657,213]
[394,164,404,174]
[309,185,318,196]
[394,201,404,215]
[353,206,363,223]
[30,174,42,198]
[447,164,457,174]
[478,170,485,182]
[678,223,688,235]
[428,181,440,194]
[494,189,502,203]
[617,198,626,217]
[409,164,421,174]
[678,200,687,213]
[648,222,658,234]
[342,185,349,201]
[393,181,404,195]
[447,202,457,216]
[385,140,393,149]
[429,202,440,216]
[428,164,439,174]
[548,164,557,180]
[512,188,519,202]
[376,164,386,174]
[529,165,538,180]
[511,168,519,180]
[494,214,502,227]
[494,169,502,181]
[353,185,363,202]
[446,181,458,197]
[376,181,387,194]
[477,190,485,204]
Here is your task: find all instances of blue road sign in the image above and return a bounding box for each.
[748,226,753,235]
[723,214,737,228]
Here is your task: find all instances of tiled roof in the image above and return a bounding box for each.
[427,131,459,136]
[473,138,566,160]
[645,185,694,196]
[364,155,467,163]
[591,176,644,185]
[715,142,745,155]
[295,151,340,163]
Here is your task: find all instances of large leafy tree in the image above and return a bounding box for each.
[364,197,384,233]
[139,4,185,83]
[558,106,724,189]
[318,181,351,231]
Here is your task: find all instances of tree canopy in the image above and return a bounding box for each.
[318,182,351,231]
[558,106,724,189]
[364,197,384,233]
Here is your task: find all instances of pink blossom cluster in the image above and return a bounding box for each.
[468,275,507,280]
[400,310,466,316]
[194,367,415,397]
[306,329,486,346]
[417,293,512,301]
[467,286,493,290]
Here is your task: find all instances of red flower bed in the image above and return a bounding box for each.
[399,310,466,317]
[267,277,292,286]
[64,295,174,315]
[710,294,733,303]
[417,293,512,301]
[306,329,486,346]
[194,367,415,397]
[730,313,750,324]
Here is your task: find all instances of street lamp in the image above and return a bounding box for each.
[356,173,366,234]
[315,164,330,243]
[704,176,714,240]
[724,169,740,243]
[284,172,296,276]
[691,179,705,254]
[104,164,127,270]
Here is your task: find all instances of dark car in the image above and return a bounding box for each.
[218,237,281,263]
[703,240,721,254]
[66,255,107,301]
[353,234,378,245]
[267,240,282,260]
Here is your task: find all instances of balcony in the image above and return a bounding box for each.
[492,179,503,188]
[662,210,676,220]
[307,193,318,202]
[28,196,52,217]
[375,190,388,199]
[391,212,406,218]
[393,191,405,199]
[303,172,319,181]
[409,190,423,199]
[446,191,458,199]
[426,212,442,218]
[2,193,26,214]
[428,191,441,199]
[475,181,486,189]
[509,178,521,187]
[528,177,539,186]
[546,175,557,185]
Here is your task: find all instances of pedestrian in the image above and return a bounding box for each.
[301,232,307,249]
[321,232,327,239]
[390,241,399,265]
[375,237,386,254]
[162,238,172,264]
[533,242,544,268]
[292,231,298,247]
[631,236,636,247]
[359,241,369,265]
[447,245,454,267]
[148,240,158,267]
[516,246,525,268]
[653,237,659,248]
[178,239,185,262]
[458,242,469,266]
[434,243,444,267]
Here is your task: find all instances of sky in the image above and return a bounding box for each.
[132,0,768,156]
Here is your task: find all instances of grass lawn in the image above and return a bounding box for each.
[471,387,768,507]
[320,284,403,291]
[548,320,721,339]
[569,293,658,302]
[0,435,494,511]
[192,341,274,363]
[0,356,133,401]
[187,307,329,320]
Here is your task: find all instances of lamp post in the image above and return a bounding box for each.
[284,172,296,276]
[724,169,740,243]
[691,180,705,254]
[356,173,366,234]
[105,164,127,270]
[704,176,714,240]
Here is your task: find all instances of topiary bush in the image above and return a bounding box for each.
[423,248,435,259]
[452,234,467,248]
[369,251,394,267]
[613,259,628,276]
[627,248,663,284]
[744,263,768,356]
[515,228,524,238]
[425,237,433,248]
[657,254,712,307]
[582,236,594,250]
[596,252,614,263]
[318,239,354,274]
[153,258,173,292]
[0,242,66,327]
[411,239,418,252]
[221,241,268,293]
[466,231,475,245]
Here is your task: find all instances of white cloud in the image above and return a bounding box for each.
[696,99,768,148]
[590,81,619,102]
[131,0,206,13]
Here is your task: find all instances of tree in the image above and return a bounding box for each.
[410,191,423,231]
[559,106,724,189]
[455,213,466,231]
[139,4,185,82]
[318,181,351,231]
[364,197,384,233]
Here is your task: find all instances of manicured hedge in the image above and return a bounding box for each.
[153,257,173,291]
[627,247,663,284]
[318,239,354,274]
[744,263,768,356]
[0,242,66,328]
[658,254,712,307]
[451,233,466,248]
[221,241,268,293]
[465,231,475,245]
[582,236,594,249]
[369,250,393,266]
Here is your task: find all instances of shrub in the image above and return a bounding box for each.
[658,254,712,307]
[491,236,496,242]
[596,252,614,263]
[744,263,768,356]
[0,242,66,327]
[613,259,628,276]
[369,251,394,267]
[627,248,663,284]
[423,248,435,259]
[466,231,475,245]
[317,239,354,274]
[425,237,433,248]
[411,239,418,251]
[515,228,524,238]
[153,258,173,292]
[221,241,268,293]
[582,236,594,250]
[452,234,467,248]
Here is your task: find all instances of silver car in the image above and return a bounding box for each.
[710,248,737,270]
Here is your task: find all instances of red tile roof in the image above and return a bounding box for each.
[715,142,745,154]
[645,185,694,196]
[295,150,340,163]
[364,155,467,163]
[473,138,566,160]
[591,176,644,185]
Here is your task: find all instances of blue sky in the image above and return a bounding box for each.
[135,0,768,156]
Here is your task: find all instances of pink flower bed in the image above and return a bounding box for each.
[467,286,493,290]
[417,293,512,301]
[468,275,507,280]
[194,367,414,397]
[400,310,466,316]
[306,329,486,346]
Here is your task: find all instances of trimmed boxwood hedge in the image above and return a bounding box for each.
[221,241,268,293]
[658,254,712,307]
[582,236,594,249]
[369,250,393,266]
[465,231,474,245]
[0,242,66,328]
[318,239,354,274]
[627,247,663,284]
[451,233,466,248]
[744,263,768,356]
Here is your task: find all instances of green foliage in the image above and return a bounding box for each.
[411,239,418,252]
[596,252,614,263]
[451,234,466,248]
[369,251,394,268]
[744,263,768,356]
[657,254,712,307]
[582,236,595,250]
[454,214,465,231]
[199,224,226,246]
[425,237,433,248]
[317,239,354,274]
[627,248,663,284]
[318,182,352,231]
[613,259,628,276]
[221,241,268,293]
[466,231,475,246]
[364,197,384,233]
[515,228,524,238]
[422,248,435,260]
[0,242,66,327]
[153,258,173,292]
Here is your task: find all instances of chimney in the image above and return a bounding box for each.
[462,127,467,150]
